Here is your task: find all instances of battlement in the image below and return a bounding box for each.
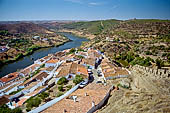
[132,65,170,79]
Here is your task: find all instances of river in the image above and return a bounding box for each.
[0,32,88,77]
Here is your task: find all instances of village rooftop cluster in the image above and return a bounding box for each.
[0,48,129,112]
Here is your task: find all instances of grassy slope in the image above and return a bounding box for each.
[62,19,121,35]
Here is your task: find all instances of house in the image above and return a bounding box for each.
[77,64,89,76]
[87,49,102,59]
[20,64,40,77]
[0,95,10,106]
[56,62,72,78]
[45,58,59,67]
[54,51,66,58]
[22,72,48,87]
[100,58,129,79]
[56,62,89,80]
[75,51,88,58]
[42,38,48,41]
[0,72,20,87]
[81,58,96,69]
[0,46,8,53]
[43,66,55,74]
[34,58,45,65]
[33,36,40,40]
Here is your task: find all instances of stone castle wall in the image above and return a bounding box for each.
[132,65,170,79]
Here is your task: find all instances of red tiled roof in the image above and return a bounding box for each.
[0,72,19,83]
[42,83,110,113]
[57,62,89,78]
[31,72,48,81]
[0,95,10,106]
[17,97,28,106]
[20,64,40,75]
[78,65,88,76]
[46,59,58,64]
[101,59,129,77]
[82,58,96,66]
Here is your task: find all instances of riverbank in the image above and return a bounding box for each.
[0,39,71,68]
[0,33,88,77]
[58,29,96,40]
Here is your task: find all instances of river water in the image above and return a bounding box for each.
[0,32,88,77]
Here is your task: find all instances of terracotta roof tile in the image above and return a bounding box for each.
[46,59,59,64]
[42,83,110,113]
[0,72,19,83]
[0,95,10,106]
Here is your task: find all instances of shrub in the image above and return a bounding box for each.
[56,92,64,97]
[117,83,129,89]
[26,97,41,109]
[118,60,129,67]
[12,107,23,113]
[26,108,31,112]
[38,92,49,100]
[66,85,72,90]
[145,51,152,55]
[57,77,68,85]
[156,58,164,69]
[69,48,76,54]
[58,85,64,91]
[77,55,84,59]
[0,104,22,113]
[73,75,84,85]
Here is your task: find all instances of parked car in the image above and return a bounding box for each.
[79,80,88,88]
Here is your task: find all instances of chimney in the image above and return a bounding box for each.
[92,101,95,107]
[63,109,67,113]
[73,96,77,102]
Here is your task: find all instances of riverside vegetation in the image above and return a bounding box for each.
[0,22,69,67]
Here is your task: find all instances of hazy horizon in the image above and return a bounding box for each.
[0,0,170,21]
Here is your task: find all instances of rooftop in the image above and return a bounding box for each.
[20,63,40,75]
[42,83,111,113]
[0,72,19,83]
[56,62,89,78]
[46,58,59,64]
[0,95,10,106]
[81,58,96,66]
[101,58,129,78]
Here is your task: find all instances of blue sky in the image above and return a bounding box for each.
[0,0,170,21]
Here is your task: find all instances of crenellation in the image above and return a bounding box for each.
[132,65,169,79]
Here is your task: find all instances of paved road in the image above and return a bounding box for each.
[92,69,99,83]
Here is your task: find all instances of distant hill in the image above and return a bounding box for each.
[61,19,121,35]
[38,21,73,30]
[61,19,170,36]
[0,22,51,34]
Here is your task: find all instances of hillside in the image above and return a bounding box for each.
[60,19,170,112]
[0,22,69,67]
[76,19,170,67]
[61,19,121,35]
[0,22,51,34]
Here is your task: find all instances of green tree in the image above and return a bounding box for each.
[58,85,64,92]
[0,104,22,113]
[26,97,41,109]
[69,48,76,54]
[57,77,68,85]
[38,92,49,100]
[73,75,84,85]
[156,58,164,69]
